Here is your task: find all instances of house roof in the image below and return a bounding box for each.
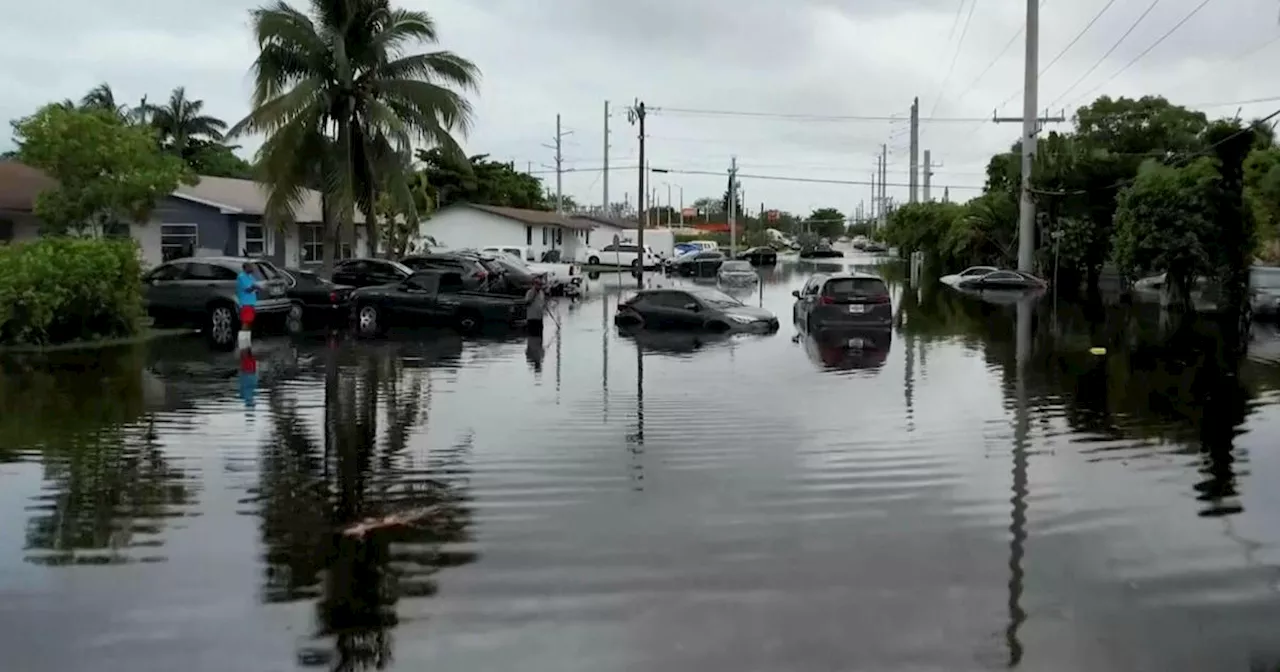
[0,161,57,211]
[173,175,325,222]
[454,203,595,230]
[571,214,640,230]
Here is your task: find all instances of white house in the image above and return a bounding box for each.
[421,204,595,260]
[568,214,639,249]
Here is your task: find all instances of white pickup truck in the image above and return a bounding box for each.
[481,245,583,294]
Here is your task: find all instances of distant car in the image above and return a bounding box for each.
[792,272,892,332]
[717,260,759,286]
[350,269,527,336]
[281,267,355,331]
[799,246,843,259]
[862,242,888,253]
[940,266,1000,286]
[615,287,779,333]
[142,256,292,347]
[331,258,413,288]
[673,250,727,277]
[953,269,1047,290]
[673,242,701,257]
[579,242,661,269]
[737,246,778,266]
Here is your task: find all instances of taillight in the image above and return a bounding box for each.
[329,291,338,303]
[819,295,835,304]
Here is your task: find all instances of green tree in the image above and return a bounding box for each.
[12,104,192,234]
[231,0,480,267]
[185,140,254,179]
[415,149,546,210]
[721,187,742,216]
[1112,158,1220,309]
[806,207,845,239]
[145,87,227,158]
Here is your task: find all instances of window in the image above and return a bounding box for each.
[824,277,887,296]
[651,292,695,308]
[243,224,265,256]
[542,227,548,245]
[185,263,237,281]
[146,264,186,282]
[556,228,563,245]
[302,225,324,263]
[526,226,533,245]
[161,224,198,262]
[340,241,353,260]
[405,274,437,292]
[602,244,617,252]
[585,230,590,246]
[438,272,465,292]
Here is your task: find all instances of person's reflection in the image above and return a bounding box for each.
[526,335,544,373]
[239,348,258,408]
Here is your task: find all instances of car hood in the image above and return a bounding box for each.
[723,306,774,321]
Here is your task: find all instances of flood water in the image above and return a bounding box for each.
[6,255,1280,671]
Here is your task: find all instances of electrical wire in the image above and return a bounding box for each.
[652,107,983,122]
[945,0,968,43]
[992,0,1118,113]
[952,0,1052,108]
[1044,0,1163,110]
[928,0,980,118]
[1064,0,1218,110]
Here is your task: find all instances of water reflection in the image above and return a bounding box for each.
[796,328,892,373]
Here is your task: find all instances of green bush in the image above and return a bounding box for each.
[0,237,144,346]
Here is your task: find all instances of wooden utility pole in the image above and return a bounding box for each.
[627,101,646,287]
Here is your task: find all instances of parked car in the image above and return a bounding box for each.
[863,241,888,253]
[673,242,702,257]
[939,265,1000,287]
[614,287,779,332]
[143,256,292,347]
[799,245,844,259]
[350,269,527,336]
[953,269,1047,290]
[737,246,778,266]
[717,260,759,286]
[401,251,503,291]
[664,248,699,271]
[579,242,661,269]
[481,246,582,295]
[487,254,582,297]
[280,267,354,331]
[672,250,727,277]
[331,258,413,288]
[792,272,892,332]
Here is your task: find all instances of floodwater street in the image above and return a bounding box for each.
[6,255,1280,671]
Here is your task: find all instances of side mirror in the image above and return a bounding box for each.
[684,302,700,311]
[791,290,801,298]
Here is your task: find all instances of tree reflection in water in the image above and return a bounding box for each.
[256,342,475,671]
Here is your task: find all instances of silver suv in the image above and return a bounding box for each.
[143,256,291,346]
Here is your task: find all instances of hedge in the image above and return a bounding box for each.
[0,237,144,346]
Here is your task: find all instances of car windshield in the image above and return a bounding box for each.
[721,261,752,272]
[690,288,744,308]
[387,260,413,275]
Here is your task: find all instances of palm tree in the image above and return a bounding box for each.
[146,87,228,158]
[229,0,479,267]
[80,83,125,115]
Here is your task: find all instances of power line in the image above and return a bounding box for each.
[1065,0,1217,110]
[652,107,982,122]
[525,165,986,190]
[1044,0,1163,110]
[952,0,1051,108]
[928,0,979,118]
[945,0,968,43]
[993,0,1118,112]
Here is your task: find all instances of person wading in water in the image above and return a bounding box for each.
[524,276,547,337]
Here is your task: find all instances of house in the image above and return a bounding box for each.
[421,203,594,259]
[569,214,639,249]
[0,161,365,268]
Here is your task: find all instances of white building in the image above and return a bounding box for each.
[422,204,596,259]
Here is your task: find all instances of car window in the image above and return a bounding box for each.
[245,262,275,281]
[690,288,744,308]
[962,267,996,276]
[147,264,185,282]
[186,262,238,281]
[620,245,640,254]
[438,272,466,292]
[649,292,693,308]
[824,278,887,296]
[803,278,822,295]
[721,261,752,271]
[405,273,437,292]
[383,260,413,275]
[602,244,617,252]
[985,271,1020,280]
[253,262,283,280]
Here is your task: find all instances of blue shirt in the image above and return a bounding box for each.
[236,271,257,307]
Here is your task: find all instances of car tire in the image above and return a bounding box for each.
[457,309,482,333]
[206,303,237,348]
[285,302,305,335]
[588,256,600,265]
[614,310,644,327]
[631,259,641,269]
[355,303,381,338]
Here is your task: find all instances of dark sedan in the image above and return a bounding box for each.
[281,267,354,332]
[615,287,779,333]
[672,250,726,277]
[799,246,844,259]
[737,246,778,266]
[331,258,413,288]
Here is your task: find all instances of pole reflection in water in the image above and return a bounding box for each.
[602,292,610,422]
[1006,297,1032,666]
[627,340,645,490]
[258,343,476,671]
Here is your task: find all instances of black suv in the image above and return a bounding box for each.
[331,258,413,288]
[143,256,291,346]
[402,251,529,295]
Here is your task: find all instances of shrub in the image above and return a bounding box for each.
[0,237,144,346]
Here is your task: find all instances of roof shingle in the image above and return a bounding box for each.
[458,204,595,230]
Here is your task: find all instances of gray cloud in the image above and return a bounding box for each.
[3,0,1279,215]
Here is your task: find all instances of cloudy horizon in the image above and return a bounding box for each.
[3,0,1278,217]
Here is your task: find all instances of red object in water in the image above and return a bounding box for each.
[239,350,257,374]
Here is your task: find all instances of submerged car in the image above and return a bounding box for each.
[792,272,892,332]
[939,265,1000,286]
[799,246,844,259]
[717,260,759,285]
[953,269,1047,290]
[737,247,778,266]
[615,287,779,332]
[350,269,526,336]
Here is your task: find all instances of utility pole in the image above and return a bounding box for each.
[870,169,877,225]
[909,97,919,203]
[603,101,609,216]
[542,114,573,214]
[627,101,646,288]
[879,144,888,228]
[923,150,942,202]
[729,156,739,253]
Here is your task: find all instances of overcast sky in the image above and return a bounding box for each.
[3,0,1279,216]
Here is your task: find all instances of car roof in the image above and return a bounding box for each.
[815,271,883,280]
[167,256,259,266]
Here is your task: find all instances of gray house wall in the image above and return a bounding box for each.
[152,196,234,256]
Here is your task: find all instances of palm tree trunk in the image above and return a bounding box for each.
[322,191,337,275]
[365,203,378,258]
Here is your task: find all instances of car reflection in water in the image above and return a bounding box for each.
[616,324,734,355]
[797,327,892,372]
